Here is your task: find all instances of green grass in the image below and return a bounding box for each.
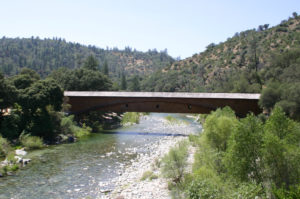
[140,170,158,181]
[20,135,44,150]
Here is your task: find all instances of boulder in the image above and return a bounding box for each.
[22,159,31,166]
[15,149,27,156]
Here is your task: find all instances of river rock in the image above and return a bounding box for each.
[115,196,124,199]
[15,156,23,164]
[15,149,27,156]
[22,159,31,166]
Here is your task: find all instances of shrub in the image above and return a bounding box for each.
[74,124,91,138]
[262,107,300,189]
[224,114,264,182]
[0,111,22,140]
[60,115,76,135]
[186,178,223,199]
[121,112,140,125]
[230,182,266,199]
[20,134,44,150]
[204,107,238,151]
[161,141,188,183]
[0,135,11,158]
[140,170,153,181]
[273,184,300,199]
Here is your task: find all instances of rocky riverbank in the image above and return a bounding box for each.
[97,117,198,199]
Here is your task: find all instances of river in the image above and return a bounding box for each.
[0,113,202,199]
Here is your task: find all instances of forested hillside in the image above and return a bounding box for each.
[142,13,300,93]
[0,37,174,79]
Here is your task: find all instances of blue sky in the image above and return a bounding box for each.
[1,0,299,58]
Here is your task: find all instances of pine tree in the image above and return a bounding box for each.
[103,60,109,76]
[121,73,127,90]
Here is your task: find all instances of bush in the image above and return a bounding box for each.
[224,114,264,182]
[0,135,11,158]
[230,182,266,199]
[0,110,22,140]
[273,184,300,199]
[141,170,153,181]
[74,124,91,138]
[187,178,223,199]
[204,107,238,151]
[121,112,140,125]
[262,107,300,189]
[60,115,76,135]
[140,170,158,181]
[161,141,188,183]
[20,134,44,150]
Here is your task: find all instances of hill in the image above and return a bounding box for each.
[0,37,174,79]
[141,13,300,93]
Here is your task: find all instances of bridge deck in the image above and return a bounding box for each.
[65,91,260,99]
[64,91,261,116]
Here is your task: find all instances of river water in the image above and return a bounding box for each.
[0,113,201,199]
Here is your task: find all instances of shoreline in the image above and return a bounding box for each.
[98,120,192,199]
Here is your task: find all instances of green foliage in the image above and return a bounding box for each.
[230,182,266,199]
[0,72,16,114]
[50,68,112,91]
[186,106,299,198]
[259,82,282,111]
[260,49,300,120]
[204,107,238,152]
[262,106,300,189]
[102,60,109,75]
[0,37,174,80]
[273,184,300,199]
[121,112,140,125]
[60,115,77,135]
[161,141,188,183]
[121,73,127,90]
[0,135,11,158]
[140,170,155,181]
[128,75,140,91]
[224,114,264,182]
[84,55,99,71]
[74,124,91,138]
[20,134,44,150]
[165,115,180,124]
[0,109,22,140]
[186,174,224,199]
[142,14,300,94]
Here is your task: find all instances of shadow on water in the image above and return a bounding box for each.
[102,131,188,137]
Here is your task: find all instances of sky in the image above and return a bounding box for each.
[0,0,299,59]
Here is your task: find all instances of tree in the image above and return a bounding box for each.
[103,60,109,76]
[262,106,300,189]
[129,75,140,91]
[204,107,238,152]
[83,55,99,71]
[225,114,264,182]
[263,24,269,30]
[50,68,112,91]
[0,73,16,112]
[121,72,127,90]
[292,12,298,18]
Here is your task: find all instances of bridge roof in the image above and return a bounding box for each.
[64,91,260,100]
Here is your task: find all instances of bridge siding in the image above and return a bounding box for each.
[64,92,262,116]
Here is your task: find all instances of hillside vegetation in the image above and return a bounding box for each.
[142,13,300,93]
[0,37,174,79]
